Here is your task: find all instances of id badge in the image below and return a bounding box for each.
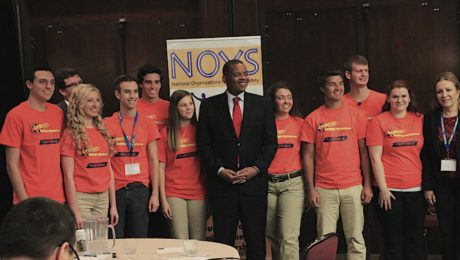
[441,159,457,171]
[125,163,140,175]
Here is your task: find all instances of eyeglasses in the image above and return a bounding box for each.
[64,81,82,88]
[58,242,80,260]
[69,243,80,260]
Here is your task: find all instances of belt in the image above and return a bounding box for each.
[122,182,145,190]
[268,170,302,183]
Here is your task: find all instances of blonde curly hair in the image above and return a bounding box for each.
[66,84,112,155]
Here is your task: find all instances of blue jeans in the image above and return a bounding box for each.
[115,183,149,238]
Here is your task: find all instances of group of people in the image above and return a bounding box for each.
[0,56,459,260]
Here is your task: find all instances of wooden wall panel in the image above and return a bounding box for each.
[199,0,227,37]
[124,17,201,100]
[30,22,119,116]
[265,8,358,115]
[367,3,438,112]
[264,0,460,115]
[26,0,202,116]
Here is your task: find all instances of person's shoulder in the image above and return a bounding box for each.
[102,112,118,125]
[370,89,387,99]
[6,101,27,116]
[370,111,389,124]
[291,115,304,123]
[305,105,324,119]
[158,99,170,105]
[202,92,226,104]
[245,91,264,100]
[46,103,64,113]
[344,103,367,119]
[407,111,424,120]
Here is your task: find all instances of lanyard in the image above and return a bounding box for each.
[441,112,458,156]
[119,111,138,156]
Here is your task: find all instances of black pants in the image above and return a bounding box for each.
[435,176,460,260]
[375,189,426,260]
[115,184,149,238]
[210,193,267,260]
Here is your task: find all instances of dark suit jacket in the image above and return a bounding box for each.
[422,107,460,192]
[197,92,277,198]
[56,100,68,128]
[56,100,67,114]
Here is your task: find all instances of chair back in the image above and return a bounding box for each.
[302,232,338,260]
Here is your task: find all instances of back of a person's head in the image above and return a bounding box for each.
[0,197,76,259]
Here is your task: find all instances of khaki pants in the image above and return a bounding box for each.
[266,176,305,260]
[167,197,206,240]
[76,191,109,220]
[316,185,366,260]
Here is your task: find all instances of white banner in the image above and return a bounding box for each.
[166,35,263,114]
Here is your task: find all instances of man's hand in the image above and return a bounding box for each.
[218,169,239,183]
[234,167,258,183]
[424,190,436,206]
[361,185,373,205]
[308,189,320,208]
[149,193,160,212]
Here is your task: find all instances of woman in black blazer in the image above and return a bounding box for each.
[422,72,460,260]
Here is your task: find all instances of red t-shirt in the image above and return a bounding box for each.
[344,90,386,120]
[268,116,303,174]
[158,124,205,200]
[301,103,368,189]
[0,102,65,204]
[137,98,169,129]
[104,112,160,190]
[366,111,424,189]
[61,127,111,193]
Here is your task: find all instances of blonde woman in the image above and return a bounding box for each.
[61,84,118,228]
[422,72,460,260]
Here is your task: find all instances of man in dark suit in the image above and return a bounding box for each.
[55,68,83,115]
[197,59,277,260]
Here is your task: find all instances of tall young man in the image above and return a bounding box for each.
[136,64,169,129]
[0,67,65,204]
[301,70,372,260]
[104,75,160,238]
[136,64,169,237]
[343,55,386,120]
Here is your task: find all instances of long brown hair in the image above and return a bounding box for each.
[167,90,197,151]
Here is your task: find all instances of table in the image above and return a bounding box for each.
[109,238,240,259]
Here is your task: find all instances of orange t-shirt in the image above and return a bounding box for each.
[366,111,424,189]
[137,98,169,129]
[268,116,303,174]
[0,102,65,204]
[61,127,111,193]
[104,112,160,190]
[301,103,368,189]
[344,90,386,120]
[158,124,205,200]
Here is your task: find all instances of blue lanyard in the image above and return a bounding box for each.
[119,112,138,156]
[441,112,458,156]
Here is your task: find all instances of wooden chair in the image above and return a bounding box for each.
[301,232,338,260]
